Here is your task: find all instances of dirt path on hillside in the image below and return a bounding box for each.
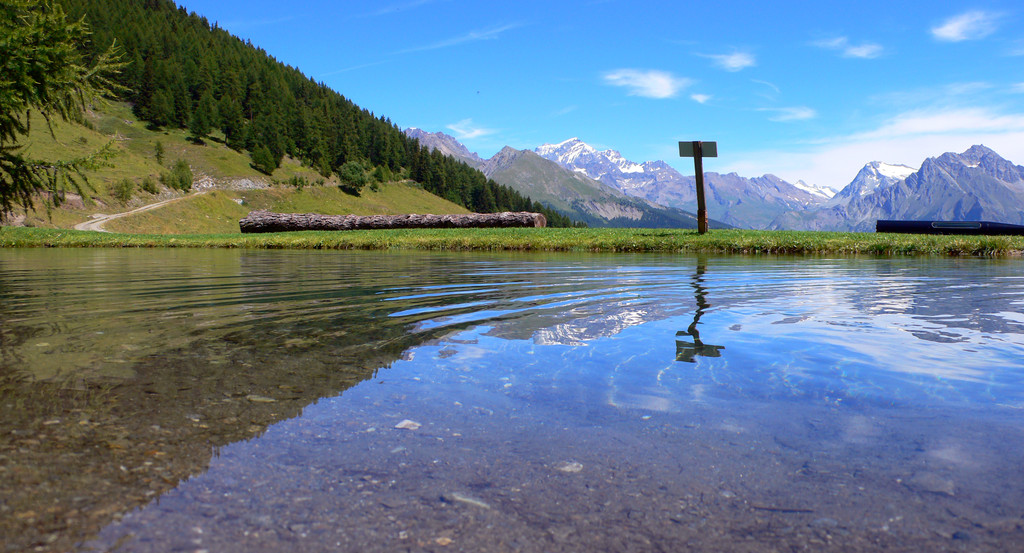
[73,192,207,232]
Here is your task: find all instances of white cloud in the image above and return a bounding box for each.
[844,43,884,59]
[813,37,884,59]
[1012,83,1024,94]
[814,37,847,50]
[931,11,1001,42]
[603,69,692,99]
[724,106,1024,190]
[758,106,817,122]
[690,94,712,104]
[849,108,1024,141]
[701,52,756,72]
[446,119,496,140]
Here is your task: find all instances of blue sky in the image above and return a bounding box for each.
[177,0,1024,190]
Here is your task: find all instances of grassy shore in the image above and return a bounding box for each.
[3,226,1023,256]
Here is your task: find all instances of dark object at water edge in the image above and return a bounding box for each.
[876,220,1024,236]
[240,210,547,233]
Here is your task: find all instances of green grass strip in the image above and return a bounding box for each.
[3,226,1023,257]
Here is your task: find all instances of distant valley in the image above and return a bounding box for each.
[406,129,1024,232]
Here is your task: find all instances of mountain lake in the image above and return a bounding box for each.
[2,248,1024,552]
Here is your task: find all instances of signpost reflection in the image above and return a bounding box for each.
[675,259,725,362]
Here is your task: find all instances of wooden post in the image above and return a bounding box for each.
[679,140,717,234]
[693,142,708,234]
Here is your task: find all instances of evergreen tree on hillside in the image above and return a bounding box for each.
[188,90,216,141]
[49,0,580,226]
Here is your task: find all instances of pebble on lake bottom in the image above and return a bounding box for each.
[554,461,584,473]
[394,419,422,430]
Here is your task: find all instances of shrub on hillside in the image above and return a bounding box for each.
[160,160,192,191]
[112,178,134,204]
[140,176,158,194]
[338,161,368,195]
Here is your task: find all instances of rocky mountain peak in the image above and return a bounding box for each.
[961,144,998,164]
[481,146,527,174]
[403,128,483,167]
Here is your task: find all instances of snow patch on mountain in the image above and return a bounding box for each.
[792,180,838,200]
[875,162,917,181]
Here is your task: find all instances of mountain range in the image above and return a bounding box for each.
[770,145,1024,231]
[535,138,834,229]
[405,129,1024,232]
[405,129,725,229]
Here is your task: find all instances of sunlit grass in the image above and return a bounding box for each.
[3,226,1022,257]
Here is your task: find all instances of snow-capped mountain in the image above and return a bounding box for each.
[826,161,916,207]
[771,145,1024,231]
[535,138,681,191]
[535,137,832,229]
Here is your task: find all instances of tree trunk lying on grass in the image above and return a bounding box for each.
[239,210,547,233]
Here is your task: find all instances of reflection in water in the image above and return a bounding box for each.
[675,258,725,362]
[2,250,1024,552]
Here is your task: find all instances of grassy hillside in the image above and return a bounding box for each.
[7,101,469,233]
[104,184,469,234]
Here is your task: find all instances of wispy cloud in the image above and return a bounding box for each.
[603,69,693,99]
[759,106,817,122]
[363,0,444,17]
[752,79,781,95]
[931,11,1001,42]
[320,61,388,77]
[690,94,712,104]
[397,23,522,54]
[700,52,756,72]
[869,82,995,108]
[1012,83,1024,94]
[446,119,496,140]
[553,105,578,116]
[812,37,884,59]
[850,107,1024,140]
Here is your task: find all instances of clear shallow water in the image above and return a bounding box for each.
[2,249,1024,551]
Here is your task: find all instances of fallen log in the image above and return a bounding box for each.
[239,210,547,233]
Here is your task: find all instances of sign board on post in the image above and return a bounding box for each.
[678,141,717,158]
[679,141,717,234]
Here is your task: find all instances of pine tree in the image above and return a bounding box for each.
[217,94,245,150]
[250,145,275,175]
[0,0,123,214]
[188,90,216,142]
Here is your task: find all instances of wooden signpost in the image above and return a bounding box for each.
[679,141,717,234]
